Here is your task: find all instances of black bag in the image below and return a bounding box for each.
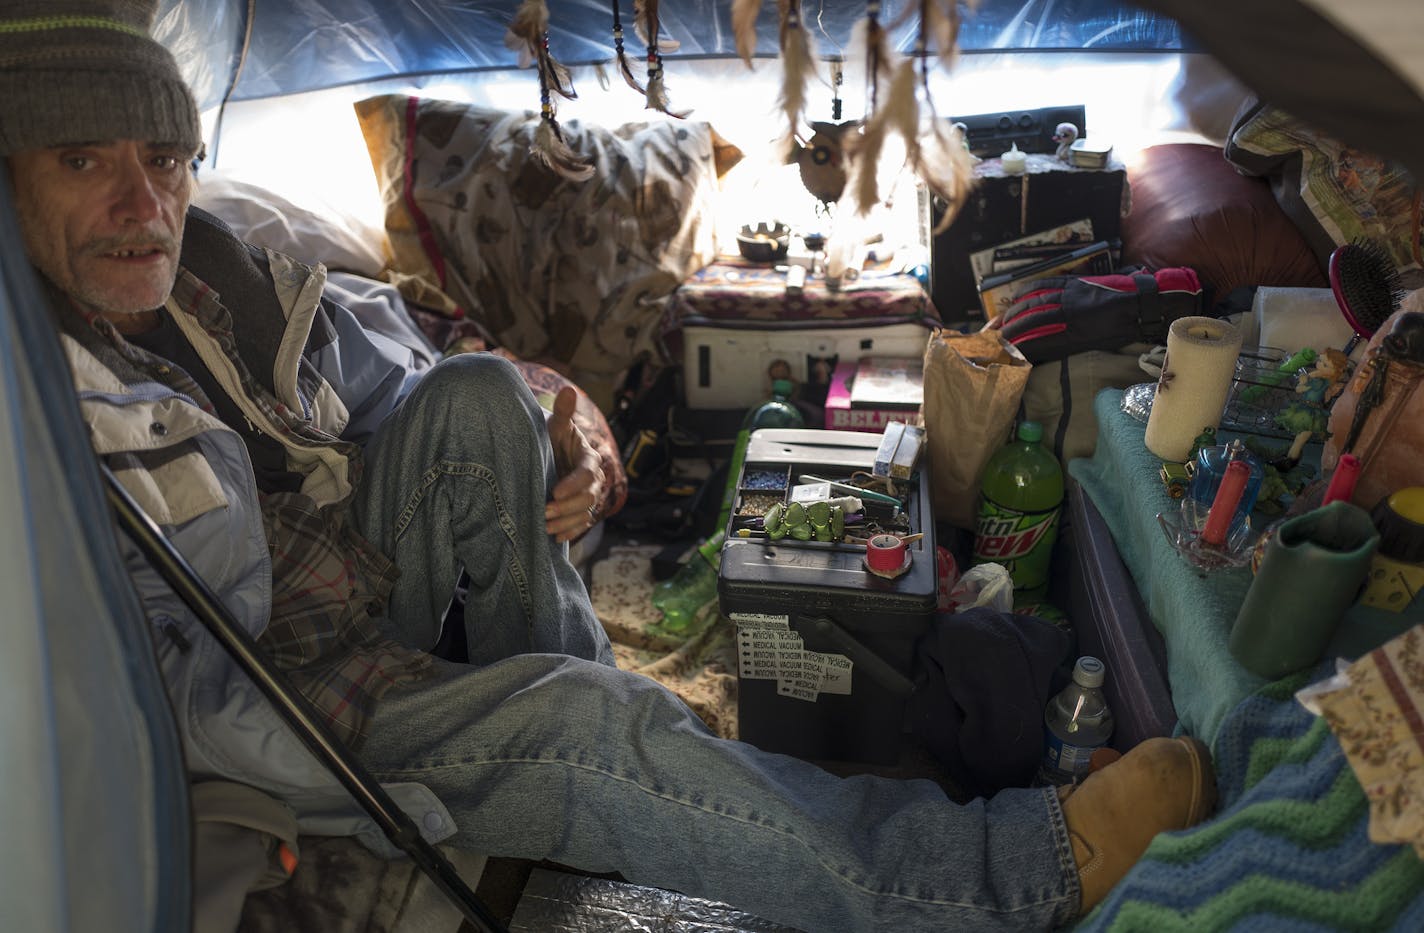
[991,267,1204,364]
[909,607,1072,797]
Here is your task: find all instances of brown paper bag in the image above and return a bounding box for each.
[922,328,1033,529]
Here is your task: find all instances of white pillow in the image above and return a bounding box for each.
[192,172,387,278]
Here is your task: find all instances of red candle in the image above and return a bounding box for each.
[1322,454,1361,506]
[1202,460,1249,547]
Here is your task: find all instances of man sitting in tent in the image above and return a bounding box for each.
[0,2,1217,929]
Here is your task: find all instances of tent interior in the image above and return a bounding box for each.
[6,1,1424,931]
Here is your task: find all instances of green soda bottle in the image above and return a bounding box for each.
[972,421,1064,599]
[716,379,805,532]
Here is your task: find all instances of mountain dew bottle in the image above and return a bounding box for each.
[972,421,1064,598]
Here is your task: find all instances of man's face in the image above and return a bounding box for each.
[9,140,192,325]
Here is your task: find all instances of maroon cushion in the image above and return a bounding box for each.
[1121,143,1326,297]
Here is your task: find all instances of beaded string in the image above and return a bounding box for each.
[537,32,564,140]
[866,0,883,113]
[611,0,641,91]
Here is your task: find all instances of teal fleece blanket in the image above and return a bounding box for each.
[1069,388,1421,747]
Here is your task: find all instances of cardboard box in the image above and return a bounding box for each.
[824,357,923,433]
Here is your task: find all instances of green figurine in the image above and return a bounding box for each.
[1188,426,1217,461]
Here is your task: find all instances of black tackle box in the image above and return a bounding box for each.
[717,428,937,765]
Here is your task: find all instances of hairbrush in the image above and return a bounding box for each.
[1329,238,1405,354]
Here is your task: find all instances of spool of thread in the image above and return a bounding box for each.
[865,533,909,577]
[1201,460,1249,547]
[1145,316,1243,462]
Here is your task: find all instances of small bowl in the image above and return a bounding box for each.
[737,222,790,263]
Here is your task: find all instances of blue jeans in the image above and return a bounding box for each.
[351,354,1079,932]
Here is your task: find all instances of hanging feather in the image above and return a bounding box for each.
[880,57,919,161]
[637,0,690,117]
[907,0,976,231]
[778,0,816,146]
[916,120,978,233]
[611,0,644,93]
[506,0,594,182]
[503,0,547,68]
[532,120,596,183]
[861,0,891,114]
[632,0,681,52]
[732,0,764,68]
[886,0,966,73]
[505,0,578,102]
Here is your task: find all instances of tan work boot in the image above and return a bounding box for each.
[1059,736,1217,914]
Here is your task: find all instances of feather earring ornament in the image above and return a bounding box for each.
[776,0,816,156]
[505,0,594,182]
[862,0,891,114]
[636,0,689,117]
[845,55,916,216]
[732,0,764,68]
[909,0,976,232]
[610,0,644,93]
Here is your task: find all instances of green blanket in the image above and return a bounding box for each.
[1075,668,1424,931]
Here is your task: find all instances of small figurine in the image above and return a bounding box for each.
[1295,347,1349,406]
[788,120,858,205]
[1188,426,1217,461]
[1275,402,1329,440]
[1053,122,1079,162]
[951,122,980,162]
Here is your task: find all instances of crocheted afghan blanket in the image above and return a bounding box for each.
[1076,671,1424,931]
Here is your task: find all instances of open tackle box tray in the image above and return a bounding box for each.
[717,429,937,765]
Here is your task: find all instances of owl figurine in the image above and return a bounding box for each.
[788,121,859,205]
[1053,122,1079,162]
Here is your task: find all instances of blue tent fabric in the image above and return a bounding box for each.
[156,0,1187,106]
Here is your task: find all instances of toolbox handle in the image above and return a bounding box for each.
[804,616,916,698]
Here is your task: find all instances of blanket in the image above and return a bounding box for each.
[1076,667,1424,931]
[589,545,739,739]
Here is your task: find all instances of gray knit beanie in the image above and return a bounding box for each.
[0,0,202,157]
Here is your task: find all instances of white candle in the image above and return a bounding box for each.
[1000,143,1026,174]
[1145,316,1243,462]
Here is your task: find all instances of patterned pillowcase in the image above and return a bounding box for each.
[354,95,727,382]
[1226,101,1423,275]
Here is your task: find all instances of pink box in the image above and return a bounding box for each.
[823,357,922,433]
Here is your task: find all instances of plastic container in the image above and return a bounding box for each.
[972,421,1064,599]
[1038,656,1115,786]
[718,429,937,765]
[716,380,805,532]
[650,531,725,631]
[1187,439,1264,538]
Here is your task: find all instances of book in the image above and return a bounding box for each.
[824,357,924,433]
[967,217,1095,283]
[977,239,1117,321]
[848,356,923,409]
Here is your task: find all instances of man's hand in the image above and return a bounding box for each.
[545,386,607,543]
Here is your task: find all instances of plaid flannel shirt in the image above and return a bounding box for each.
[81,271,431,748]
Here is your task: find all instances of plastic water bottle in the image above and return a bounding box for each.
[716,379,806,532]
[972,420,1064,599]
[650,531,725,631]
[1038,656,1115,786]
